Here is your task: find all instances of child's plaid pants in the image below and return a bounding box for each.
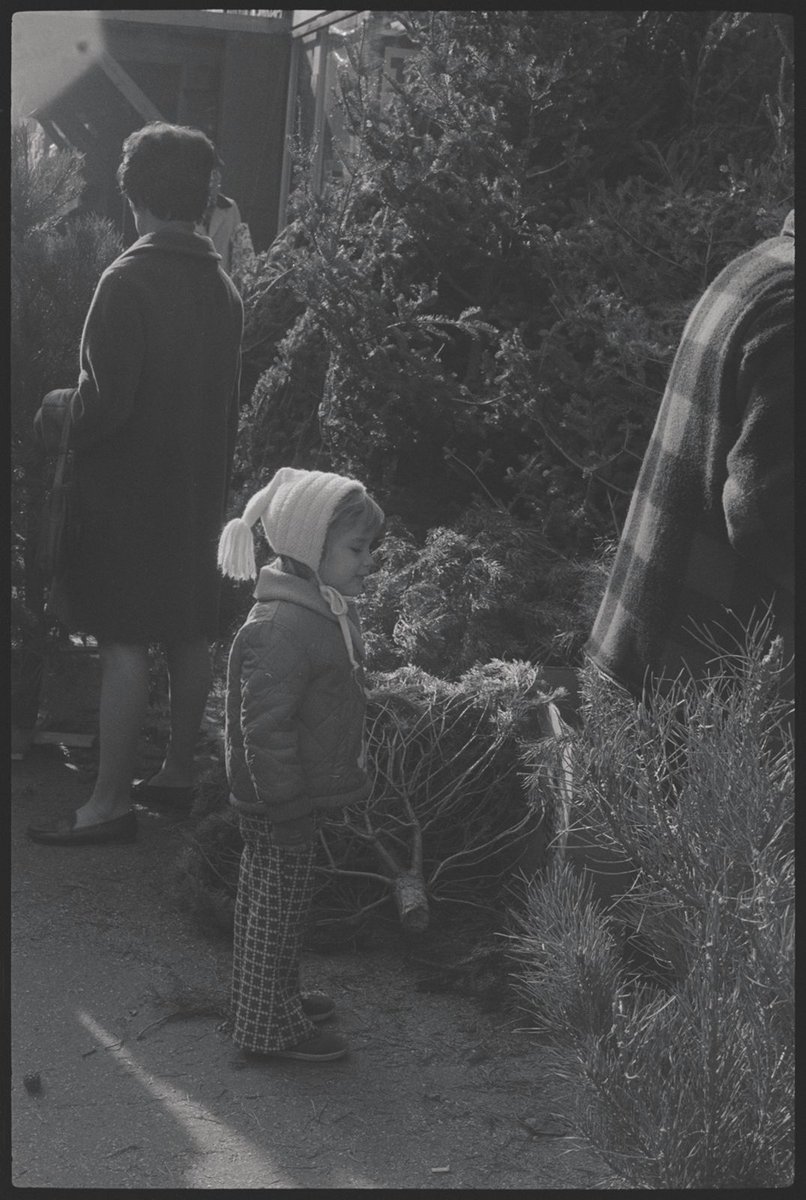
[230,812,318,1053]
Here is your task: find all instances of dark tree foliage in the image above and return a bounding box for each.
[11,121,121,725]
[231,12,793,667]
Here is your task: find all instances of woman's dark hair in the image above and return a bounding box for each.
[117,122,216,222]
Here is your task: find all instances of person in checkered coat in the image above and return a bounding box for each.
[218,468,384,1062]
[587,210,794,702]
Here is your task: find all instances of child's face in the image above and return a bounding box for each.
[318,522,376,596]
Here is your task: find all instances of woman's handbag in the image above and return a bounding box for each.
[36,402,75,580]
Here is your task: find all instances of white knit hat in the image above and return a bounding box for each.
[217,467,367,581]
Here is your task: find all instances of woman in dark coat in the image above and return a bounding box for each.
[29,122,243,846]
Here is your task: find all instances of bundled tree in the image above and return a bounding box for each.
[316,661,554,931]
[171,660,561,940]
[11,120,120,728]
[508,616,794,1187]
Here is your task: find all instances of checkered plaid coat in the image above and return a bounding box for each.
[586,213,794,698]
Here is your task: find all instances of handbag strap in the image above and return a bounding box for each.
[52,404,73,489]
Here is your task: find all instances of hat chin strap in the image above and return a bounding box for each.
[317,581,347,615]
[317,581,360,671]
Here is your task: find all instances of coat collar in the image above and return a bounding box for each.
[251,562,365,667]
[121,229,221,262]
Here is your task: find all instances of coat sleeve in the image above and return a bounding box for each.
[722,295,794,593]
[68,267,146,449]
[239,620,311,820]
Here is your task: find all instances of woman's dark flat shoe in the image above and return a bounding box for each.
[27,809,138,846]
[130,778,194,811]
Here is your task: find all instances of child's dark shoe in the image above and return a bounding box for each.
[275,1032,348,1061]
[243,1031,348,1063]
[301,993,335,1023]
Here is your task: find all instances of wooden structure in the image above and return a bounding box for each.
[16,10,417,247]
[24,10,292,250]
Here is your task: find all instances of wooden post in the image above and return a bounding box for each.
[310,26,329,195]
[277,35,300,230]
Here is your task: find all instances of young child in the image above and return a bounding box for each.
[217,467,384,1063]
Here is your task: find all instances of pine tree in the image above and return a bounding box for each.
[228,12,792,669]
[237,11,792,543]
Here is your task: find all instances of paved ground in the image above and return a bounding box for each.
[11,746,611,1190]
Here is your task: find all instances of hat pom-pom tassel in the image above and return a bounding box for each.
[218,517,257,580]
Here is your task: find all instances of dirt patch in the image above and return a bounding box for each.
[11,745,611,1190]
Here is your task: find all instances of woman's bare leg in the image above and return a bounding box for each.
[145,637,212,789]
[75,641,150,826]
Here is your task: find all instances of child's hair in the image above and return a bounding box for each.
[280,489,385,578]
[325,489,385,546]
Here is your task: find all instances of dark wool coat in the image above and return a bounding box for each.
[586,212,794,699]
[63,229,243,642]
[225,565,370,825]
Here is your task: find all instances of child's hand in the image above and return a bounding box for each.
[272,813,315,849]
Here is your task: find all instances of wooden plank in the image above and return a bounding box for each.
[98,50,164,122]
[39,104,97,155]
[277,36,301,230]
[292,11,363,39]
[310,26,329,194]
[29,111,71,150]
[216,27,290,247]
[104,26,219,65]
[101,10,289,36]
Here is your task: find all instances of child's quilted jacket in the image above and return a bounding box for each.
[225,563,370,824]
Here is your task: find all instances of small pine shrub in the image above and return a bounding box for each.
[508,616,794,1187]
[358,503,613,677]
